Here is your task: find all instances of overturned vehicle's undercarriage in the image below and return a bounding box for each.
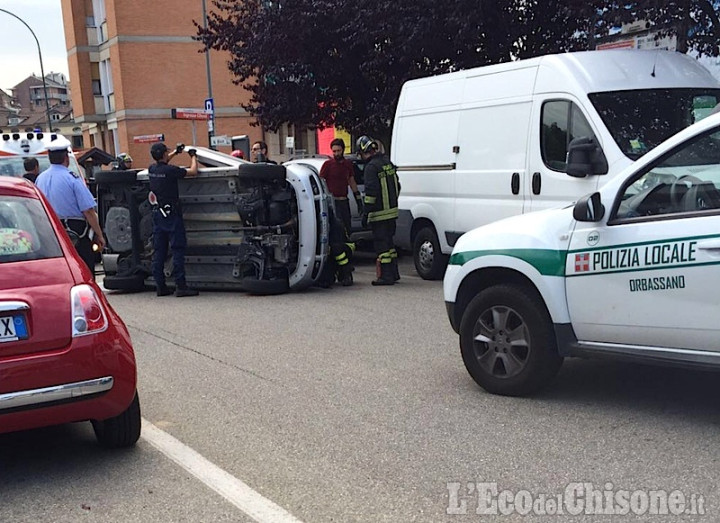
[98,161,330,294]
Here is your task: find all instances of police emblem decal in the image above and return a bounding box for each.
[587,231,600,246]
[574,253,590,273]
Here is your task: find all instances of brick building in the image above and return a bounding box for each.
[60,0,317,164]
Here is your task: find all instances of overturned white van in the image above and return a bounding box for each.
[391,50,720,279]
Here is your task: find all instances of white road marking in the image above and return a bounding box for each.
[141,418,304,523]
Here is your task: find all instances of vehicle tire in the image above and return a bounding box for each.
[413,226,448,280]
[241,276,290,295]
[102,273,146,292]
[237,163,286,182]
[92,392,141,448]
[459,284,563,396]
[94,170,137,185]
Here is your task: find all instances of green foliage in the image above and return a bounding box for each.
[197,0,720,142]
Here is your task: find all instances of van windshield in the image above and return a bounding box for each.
[0,154,84,179]
[588,88,720,160]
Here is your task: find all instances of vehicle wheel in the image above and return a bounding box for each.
[92,392,141,448]
[102,273,146,292]
[413,226,448,280]
[94,170,137,185]
[237,163,286,182]
[459,285,563,396]
[241,276,290,295]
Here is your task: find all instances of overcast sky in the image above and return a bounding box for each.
[0,0,69,92]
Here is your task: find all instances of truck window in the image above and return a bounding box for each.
[0,155,83,179]
[541,100,597,172]
[589,88,720,161]
[614,128,720,220]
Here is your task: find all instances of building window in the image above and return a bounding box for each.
[51,114,61,122]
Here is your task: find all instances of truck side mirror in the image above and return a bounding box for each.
[573,192,605,222]
[566,137,609,178]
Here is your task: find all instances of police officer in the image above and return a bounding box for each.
[356,135,400,286]
[35,136,105,278]
[149,142,199,297]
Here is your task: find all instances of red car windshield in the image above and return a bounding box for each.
[0,195,63,263]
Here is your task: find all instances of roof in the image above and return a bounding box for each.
[77,147,116,166]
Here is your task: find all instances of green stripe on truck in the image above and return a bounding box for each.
[449,249,566,276]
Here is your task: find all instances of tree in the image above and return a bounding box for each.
[198,0,720,146]
[585,0,720,55]
[198,0,536,144]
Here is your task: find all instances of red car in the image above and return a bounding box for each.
[0,177,140,447]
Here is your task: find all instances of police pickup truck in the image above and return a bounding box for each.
[98,147,331,294]
[444,111,720,396]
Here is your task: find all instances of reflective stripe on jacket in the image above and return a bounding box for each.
[363,154,400,223]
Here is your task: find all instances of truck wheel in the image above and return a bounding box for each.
[237,163,286,182]
[241,276,290,295]
[102,273,146,292]
[92,392,141,448]
[459,285,563,396]
[413,227,448,280]
[94,170,137,185]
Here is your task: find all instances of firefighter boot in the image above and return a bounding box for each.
[391,258,400,282]
[338,264,354,287]
[372,262,395,286]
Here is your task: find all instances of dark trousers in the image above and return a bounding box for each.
[64,219,95,280]
[152,211,187,288]
[371,219,396,262]
[334,198,351,235]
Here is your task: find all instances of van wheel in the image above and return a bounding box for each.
[413,227,448,280]
[459,285,563,396]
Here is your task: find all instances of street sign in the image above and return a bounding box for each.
[133,133,164,143]
[171,108,211,120]
[210,135,232,147]
[205,98,215,134]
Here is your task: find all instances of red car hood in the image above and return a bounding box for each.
[0,256,75,357]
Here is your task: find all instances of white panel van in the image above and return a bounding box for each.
[391,50,720,279]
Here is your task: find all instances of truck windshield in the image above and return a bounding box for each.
[588,88,720,160]
[0,154,84,179]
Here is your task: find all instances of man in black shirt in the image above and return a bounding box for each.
[23,158,40,183]
[148,142,199,297]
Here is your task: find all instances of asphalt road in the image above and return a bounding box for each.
[2,255,719,522]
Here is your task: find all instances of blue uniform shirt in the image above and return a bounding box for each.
[149,162,187,204]
[36,164,96,219]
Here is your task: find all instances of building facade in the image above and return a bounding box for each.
[4,73,82,147]
[60,0,308,165]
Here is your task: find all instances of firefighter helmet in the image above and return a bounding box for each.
[355,135,377,154]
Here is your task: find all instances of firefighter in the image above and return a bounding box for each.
[330,210,355,286]
[315,208,355,288]
[356,135,400,286]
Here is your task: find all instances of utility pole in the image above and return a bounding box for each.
[0,8,52,132]
[202,0,216,149]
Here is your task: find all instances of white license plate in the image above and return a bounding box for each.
[0,315,27,342]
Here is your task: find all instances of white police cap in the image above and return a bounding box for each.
[45,135,72,152]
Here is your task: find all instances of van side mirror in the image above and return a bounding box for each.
[566,137,609,178]
[573,192,605,222]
